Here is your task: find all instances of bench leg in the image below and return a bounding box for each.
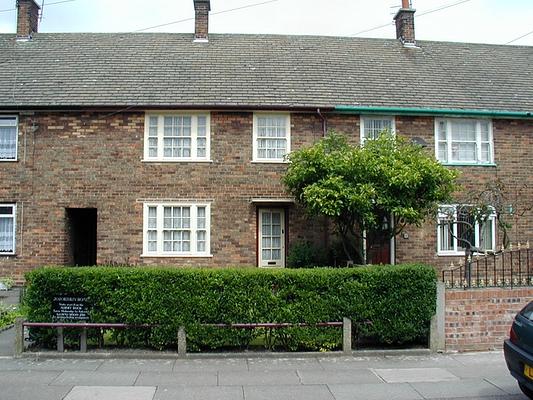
[14,318,25,358]
[343,317,352,354]
[57,328,64,352]
[80,328,87,352]
[177,326,186,357]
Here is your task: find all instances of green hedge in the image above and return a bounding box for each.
[24,264,437,351]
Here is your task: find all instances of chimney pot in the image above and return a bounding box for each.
[394,1,416,46]
[16,0,40,39]
[193,0,210,42]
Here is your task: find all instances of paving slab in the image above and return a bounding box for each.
[243,384,334,400]
[21,358,103,371]
[486,376,524,395]
[410,378,508,398]
[219,370,301,386]
[452,351,506,365]
[155,385,244,400]
[248,357,323,371]
[135,371,218,386]
[372,368,459,383]
[317,356,387,370]
[328,382,424,400]
[298,369,382,385]
[97,359,175,372]
[64,386,156,400]
[51,370,140,386]
[447,364,510,379]
[0,384,73,400]
[0,369,62,385]
[381,355,464,369]
[173,358,248,372]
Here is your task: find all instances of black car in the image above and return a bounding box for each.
[504,301,533,399]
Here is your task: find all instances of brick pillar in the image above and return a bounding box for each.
[394,3,416,46]
[16,0,40,38]
[193,0,211,42]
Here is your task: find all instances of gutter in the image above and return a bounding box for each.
[335,106,533,119]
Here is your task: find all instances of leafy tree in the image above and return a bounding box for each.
[283,132,458,264]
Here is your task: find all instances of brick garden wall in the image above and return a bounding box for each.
[445,287,533,352]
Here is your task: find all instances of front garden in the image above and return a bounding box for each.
[23,264,437,353]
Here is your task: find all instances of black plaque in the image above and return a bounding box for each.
[52,295,90,321]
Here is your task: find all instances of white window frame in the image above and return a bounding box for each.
[0,204,16,255]
[143,112,211,162]
[436,204,496,256]
[435,118,494,165]
[0,115,18,162]
[252,113,291,163]
[142,202,211,257]
[360,115,395,145]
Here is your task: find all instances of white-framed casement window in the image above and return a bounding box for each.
[252,113,290,162]
[0,204,16,255]
[142,203,211,257]
[435,119,493,165]
[360,116,395,144]
[437,205,496,256]
[0,116,18,161]
[144,113,210,161]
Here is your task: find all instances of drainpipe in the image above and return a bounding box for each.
[316,108,327,136]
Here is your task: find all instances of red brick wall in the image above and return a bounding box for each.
[0,111,532,282]
[445,287,533,352]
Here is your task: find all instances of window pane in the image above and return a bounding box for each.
[437,121,447,141]
[452,142,476,161]
[480,121,490,141]
[148,206,157,229]
[262,249,271,260]
[480,220,494,251]
[363,118,392,140]
[0,217,14,252]
[438,142,448,162]
[481,143,490,162]
[438,222,454,251]
[451,121,476,141]
[457,208,475,250]
[0,126,17,160]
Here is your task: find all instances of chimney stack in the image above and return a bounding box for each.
[193,0,210,42]
[394,0,416,47]
[16,0,40,39]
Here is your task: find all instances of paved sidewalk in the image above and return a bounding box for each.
[0,351,525,400]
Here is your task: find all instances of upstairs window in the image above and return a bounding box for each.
[436,119,493,164]
[144,113,210,161]
[0,116,18,161]
[0,204,16,255]
[253,114,290,162]
[437,205,495,255]
[360,116,394,144]
[143,203,210,257]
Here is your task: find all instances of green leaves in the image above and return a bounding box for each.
[24,264,437,351]
[283,132,459,261]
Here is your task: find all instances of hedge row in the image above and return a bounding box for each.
[24,264,437,351]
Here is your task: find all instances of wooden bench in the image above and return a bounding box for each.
[15,318,370,356]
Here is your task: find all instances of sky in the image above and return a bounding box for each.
[0,0,532,45]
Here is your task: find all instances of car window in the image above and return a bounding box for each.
[520,302,533,321]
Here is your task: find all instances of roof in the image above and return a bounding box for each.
[0,32,532,112]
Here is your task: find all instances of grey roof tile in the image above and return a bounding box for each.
[0,33,531,111]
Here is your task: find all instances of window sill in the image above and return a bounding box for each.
[141,253,213,258]
[142,159,213,163]
[251,160,289,164]
[0,253,16,257]
[259,265,284,268]
[0,159,18,162]
[440,162,496,167]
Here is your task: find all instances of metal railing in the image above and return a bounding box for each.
[442,242,532,289]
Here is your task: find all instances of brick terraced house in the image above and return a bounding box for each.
[0,0,532,282]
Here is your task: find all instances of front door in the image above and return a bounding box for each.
[259,208,285,267]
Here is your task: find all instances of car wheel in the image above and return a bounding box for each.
[519,383,533,399]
